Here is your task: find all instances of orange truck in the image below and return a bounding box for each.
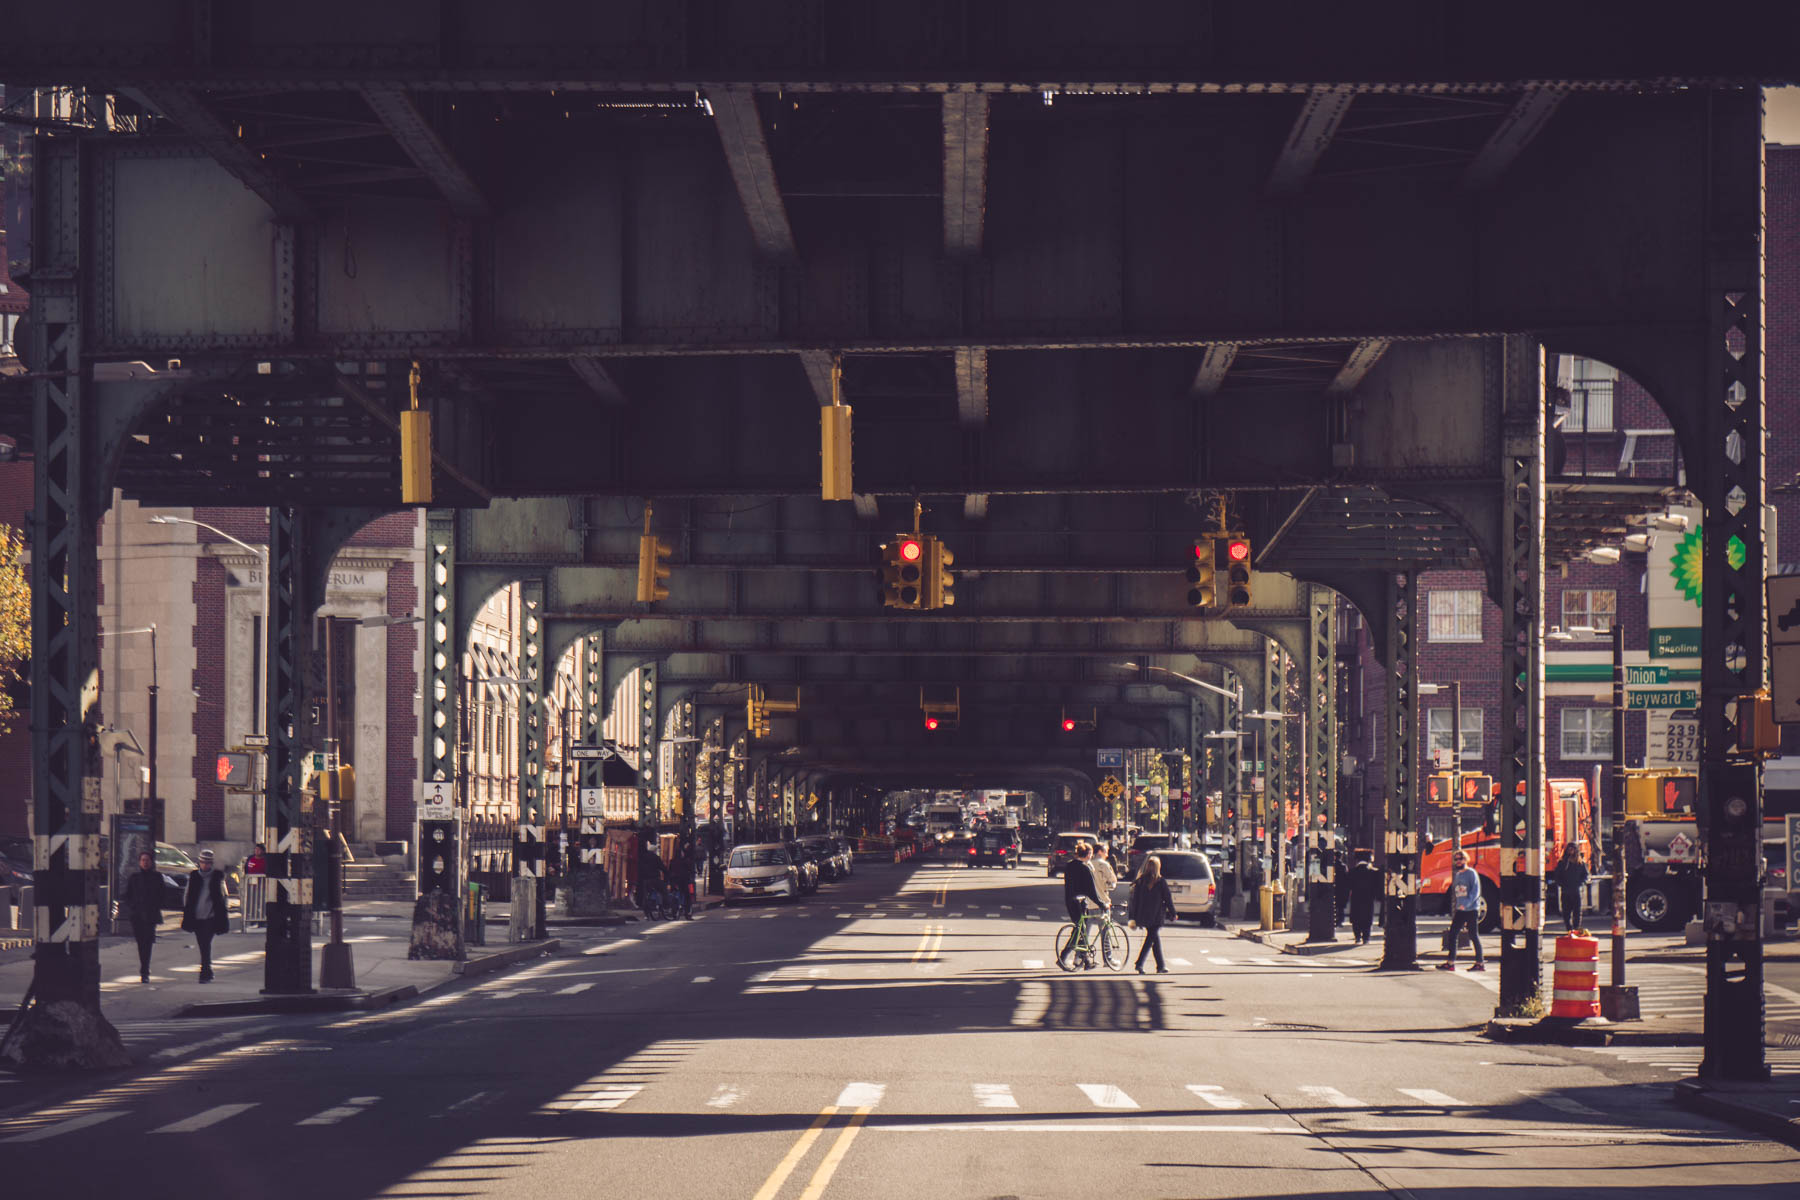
[1419,778,1595,931]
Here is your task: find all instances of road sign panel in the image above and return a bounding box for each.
[569,746,611,760]
[580,787,605,816]
[1773,643,1800,723]
[1769,575,1800,644]
[1096,749,1125,769]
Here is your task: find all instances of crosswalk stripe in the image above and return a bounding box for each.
[1186,1084,1248,1109]
[1299,1085,1362,1108]
[1536,1095,1603,1117]
[298,1096,379,1126]
[1021,959,1044,969]
[973,1083,1019,1109]
[1397,1088,1467,1107]
[1169,957,1192,966]
[1077,1083,1138,1109]
[707,1084,744,1109]
[835,1082,886,1108]
[151,1103,258,1133]
[1207,957,1233,965]
[0,1109,125,1143]
[571,1085,642,1111]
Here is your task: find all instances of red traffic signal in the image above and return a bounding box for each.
[1225,538,1250,563]
[1062,718,1077,732]
[925,716,940,731]
[899,538,923,563]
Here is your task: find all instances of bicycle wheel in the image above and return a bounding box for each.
[1054,924,1082,972]
[1102,923,1131,972]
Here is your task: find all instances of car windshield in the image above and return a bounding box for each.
[1159,855,1211,880]
[156,845,195,870]
[730,847,790,868]
[1132,836,1173,853]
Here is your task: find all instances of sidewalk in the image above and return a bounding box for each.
[0,901,558,1031]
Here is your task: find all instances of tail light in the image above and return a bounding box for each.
[969,847,977,855]
[1207,883,1216,896]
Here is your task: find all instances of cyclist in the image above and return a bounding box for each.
[637,836,667,918]
[1062,841,1102,926]
[1089,843,1120,962]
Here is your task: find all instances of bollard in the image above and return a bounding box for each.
[1259,884,1275,931]
[1550,932,1601,1019]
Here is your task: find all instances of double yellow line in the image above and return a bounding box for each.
[750,1104,876,1200]
[911,923,944,964]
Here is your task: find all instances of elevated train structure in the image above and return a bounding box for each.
[0,2,1791,1081]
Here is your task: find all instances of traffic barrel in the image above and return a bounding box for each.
[1550,932,1600,1019]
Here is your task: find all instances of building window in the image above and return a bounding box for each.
[1561,589,1617,633]
[1567,358,1616,433]
[1428,589,1483,642]
[1561,708,1614,759]
[1428,708,1483,760]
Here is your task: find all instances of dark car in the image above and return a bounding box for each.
[1018,824,1052,852]
[1127,833,1177,879]
[1048,832,1096,877]
[794,836,844,883]
[786,843,821,895]
[969,828,1020,868]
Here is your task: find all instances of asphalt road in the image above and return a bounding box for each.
[3,855,1799,1199]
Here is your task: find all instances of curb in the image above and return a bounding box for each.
[172,983,419,1019]
[1673,1078,1800,1150]
[1478,1016,1707,1047]
[453,938,560,978]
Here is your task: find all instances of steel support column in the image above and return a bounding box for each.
[263,506,316,995]
[1264,639,1288,923]
[576,635,607,870]
[1306,584,1339,943]
[1699,89,1768,1081]
[1497,335,1546,1014]
[638,662,660,825]
[12,131,122,1068]
[514,578,546,937]
[1187,694,1205,839]
[417,510,460,902]
[1379,571,1421,971]
[1221,668,1243,894]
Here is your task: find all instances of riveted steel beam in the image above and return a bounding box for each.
[1267,86,1356,198]
[358,84,488,217]
[1379,570,1421,972]
[1462,87,1565,192]
[706,87,796,261]
[127,87,313,222]
[943,93,989,257]
[1304,583,1339,943]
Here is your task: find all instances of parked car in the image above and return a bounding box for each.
[724,843,802,903]
[1127,833,1177,879]
[787,843,821,895]
[969,828,1020,868]
[795,835,847,882]
[1155,851,1218,926]
[830,836,856,876]
[1048,832,1096,877]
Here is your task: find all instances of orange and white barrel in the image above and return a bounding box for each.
[1550,932,1601,1019]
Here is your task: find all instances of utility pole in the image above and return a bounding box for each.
[1600,622,1639,1019]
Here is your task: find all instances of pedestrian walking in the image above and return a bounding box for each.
[1128,855,1178,974]
[1436,850,1485,972]
[181,849,230,982]
[1345,849,1380,945]
[668,841,695,919]
[122,850,164,982]
[1553,842,1589,931]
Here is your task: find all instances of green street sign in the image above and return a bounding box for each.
[1628,688,1700,710]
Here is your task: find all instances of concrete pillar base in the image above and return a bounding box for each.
[509,876,538,943]
[558,868,612,917]
[407,891,463,961]
[1,999,132,1071]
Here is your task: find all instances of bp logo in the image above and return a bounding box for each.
[1667,525,1744,605]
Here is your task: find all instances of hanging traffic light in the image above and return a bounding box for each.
[925,715,940,731]
[1223,534,1252,609]
[879,536,925,609]
[400,361,432,505]
[636,504,672,603]
[1186,537,1218,611]
[924,536,955,609]
[1062,717,1077,732]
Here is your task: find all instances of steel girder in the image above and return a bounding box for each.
[1378,569,1421,972]
[1304,583,1338,943]
[1496,336,1547,1014]
[1698,91,1768,1082]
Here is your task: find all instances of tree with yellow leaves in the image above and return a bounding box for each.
[0,523,25,734]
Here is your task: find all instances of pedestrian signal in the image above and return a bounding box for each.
[1458,774,1493,808]
[216,751,253,788]
[1425,773,1456,807]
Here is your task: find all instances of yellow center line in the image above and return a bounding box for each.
[750,1106,837,1200]
[909,925,937,964]
[796,1107,873,1200]
[932,881,946,907]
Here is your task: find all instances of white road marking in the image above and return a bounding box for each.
[1397,1088,1468,1107]
[571,1085,642,1111]
[148,1024,275,1061]
[298,1096,380,1126]
[1021,959,1045,969]
[1299,1086,1362,1109]
[1186,1085,1248,1110]
[151,1103,259,1134]
[583,939,637,956]
[554,982,595,995]
[1012,981,1051,1026]
[432,1091,494,1118]
[1535,1095,1604,1117]
[836,1082,887,1108]
[707,1084,744,1109]
[0,1110,126,1143]
[691,975,714,984]
[1169,957,1192,966]
[973,1084,1019,1109]
[1207,957,1234,965]
[1077,1084,1138,1109]
[833,913,853,919]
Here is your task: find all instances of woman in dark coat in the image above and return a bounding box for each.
[181,848,231,982]
[122,850,164,982]
[1128,855,1178,974]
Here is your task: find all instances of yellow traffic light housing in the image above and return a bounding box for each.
[1223,534,1252,609]
[924,536,955,609]
[636,505,672,604]
[820,355,854,501]
[400,361,432,505]
[1186,538,1218,611]
[879,535,925,609]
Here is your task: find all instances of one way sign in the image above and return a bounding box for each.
[1769,575,1800,723]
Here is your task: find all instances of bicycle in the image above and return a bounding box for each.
[1054,902,1131,972]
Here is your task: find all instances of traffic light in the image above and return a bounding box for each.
[1459,774,1493,808]
[1660,774,1697,814]
[925,715,941,731]
[216,751,253,788]
[879,536,925,609]
[1223,534,1252,609]
[924,536,956,609]
[636,517,673,603]
[1186,538,1218,610]
[1425,773,1455,807]
[747,687,772,739]
[1062,717,1077,732]
[400,360,432,505]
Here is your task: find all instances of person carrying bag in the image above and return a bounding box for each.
[1128,855,1178,974]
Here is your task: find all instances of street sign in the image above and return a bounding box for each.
[418,780,455,821]
[1097,775,1124,800]
[579,787,605,817]
[1096,748,1125,769]
[1627,688,1700,710]
[569,745,611,760]
[1774,643,1800,724]
[243,733,269,748]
